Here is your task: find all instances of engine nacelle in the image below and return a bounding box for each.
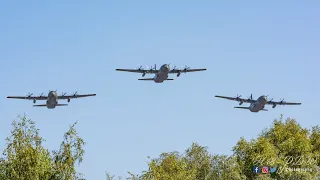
[239,101,243,105]
[68,98,70,102]
[272,103,276,108]
[177,72,181,77]
[33,99,36,103]
[142,73,146,77]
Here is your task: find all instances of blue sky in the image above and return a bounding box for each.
[0,0,319,179]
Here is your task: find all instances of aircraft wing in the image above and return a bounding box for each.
[58,93,96,99]
[116,69,159,74]
[215,95,255,103]
[7,95,47,100]
[169,68,206,73]
[266,100,301,105]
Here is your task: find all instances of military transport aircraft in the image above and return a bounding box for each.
[214,94,301,113]
[7,91,96,109]
[116,64,206,83]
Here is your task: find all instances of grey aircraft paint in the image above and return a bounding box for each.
[248,95,268,112]
[7,91,95,109]
[116,64,206,83]
[215,94,301,113]
[153,64,171,83]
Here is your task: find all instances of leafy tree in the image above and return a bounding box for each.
[0,114,85,180]
[310,125,320,167]
[52,122,85,180]
[209,155,245,180]
[106,116,320,180]
[233,115,319,179]
[115,143,242,180]
[0,115,54,180]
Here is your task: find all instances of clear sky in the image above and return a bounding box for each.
[0,0,319,179]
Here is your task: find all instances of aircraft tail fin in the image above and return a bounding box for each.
[138,78,154,80]
[33,104,47,107]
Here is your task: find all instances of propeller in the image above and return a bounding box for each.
[148,64,157,72]
[60,92,67,97]
[236,94,243,105]
[39,93,44,97]
[149,65,153,71]
[173,66,177,70]
[172,66,181,77]
[137,65,143,70]
[247,94,253,101]
[279,98,285,104]
[268,98,273,103]
[183,65,190,72]
[270,98,277,108]
[73,91,78,97]
[235,94,242,100]
[27,93,33,99]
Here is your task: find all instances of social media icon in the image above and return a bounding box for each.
[262,166,269,173]
[253,166,261,173]
[270,167,277,173]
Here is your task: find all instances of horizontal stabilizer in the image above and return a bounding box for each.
[33,104,68,107]
[33,104,47,107]
[234,107,250,109]
[56,104,68,106]
[138,78,154,80]
[138,78,174,81]
[234,107,268,111]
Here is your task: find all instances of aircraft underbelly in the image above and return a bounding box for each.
[46,97,57,108]
[250,103,263,112]
[46,105,55,109]
[154,73,168,83]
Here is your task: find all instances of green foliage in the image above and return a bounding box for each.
[114,143,243,180]
[233,116,320,179]
[1,114,319,179]
[52,122,85,180]
[209,155,245,180]
[0,115,54,180]
[107,116,320,180]
[0,114,85,180]
[140,151,197,180]
[310,125,320,166]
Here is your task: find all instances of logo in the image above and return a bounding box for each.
[253,166,261,173]
[261,166,269,173]
[270,167,277,173]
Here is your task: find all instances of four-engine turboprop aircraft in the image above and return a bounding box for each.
[7,91,96,109]
[116,64,206,83]
[215,94,301,112]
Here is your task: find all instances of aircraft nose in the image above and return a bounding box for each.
[263,96,268,102]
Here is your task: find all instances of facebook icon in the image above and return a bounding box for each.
[253,166,261,173]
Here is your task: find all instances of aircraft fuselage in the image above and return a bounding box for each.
[248,96,268,112]
[153,64,170,83]
[46,91,58,109]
